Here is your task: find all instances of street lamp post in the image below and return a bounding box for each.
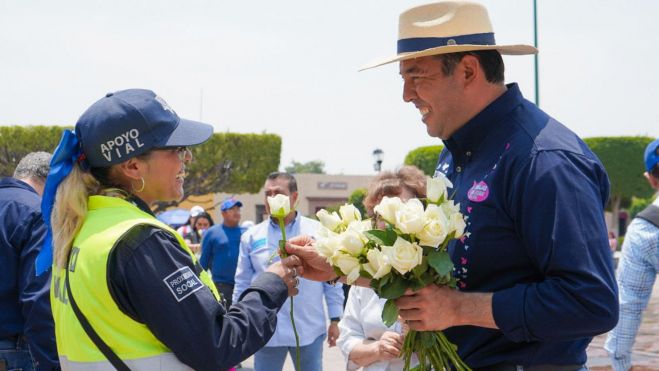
[372,148,384,172]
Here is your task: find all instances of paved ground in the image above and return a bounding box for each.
[238,278,659,371]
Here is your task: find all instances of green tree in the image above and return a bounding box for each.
[583,136,655,231]
[0,126,68,176]
[348,188,368,218]
[190,132,281,195]
[404,145,444,176]
[285,159,325,174]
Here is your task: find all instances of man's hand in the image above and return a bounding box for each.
[395,285,496,331]
[375,331,404,360]
[285,235,336,282]
[266,255,304,297]
[327,321,340,347]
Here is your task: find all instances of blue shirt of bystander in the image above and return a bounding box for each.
[200,224,244,284]
[0,177,59,370]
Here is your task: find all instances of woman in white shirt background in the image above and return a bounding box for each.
[337,166,426,370]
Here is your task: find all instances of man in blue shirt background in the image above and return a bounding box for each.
[605,139,659,371]
[0,152,59,371]
[233,172,344,371]
[200,196,244,308]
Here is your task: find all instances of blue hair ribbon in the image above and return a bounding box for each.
[35,130,84,275]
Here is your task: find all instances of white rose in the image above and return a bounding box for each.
[448,212,466,238]
[267,194,290,218]
[315,234,341,261]
[347,219,373,234]
[339,230,366,256]
[333,253,361,284]
[339,204,362,224]
[441,200,461,218]
[395,198,425,235]
[417,204,449,247]
[381,237,423,275]
[373,196,403,225]
[427,175,453,203]
[363,248,392,279]
[316,209,342,231]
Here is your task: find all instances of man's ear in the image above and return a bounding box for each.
[459,54,480,85]
[645,171,659,190]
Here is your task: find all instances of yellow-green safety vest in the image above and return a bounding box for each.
[51,195,220,370]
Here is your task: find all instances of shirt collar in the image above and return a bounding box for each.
[0,177,38,194]
[444,83,524,157]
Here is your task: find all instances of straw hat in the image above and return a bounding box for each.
[361,1,537,70]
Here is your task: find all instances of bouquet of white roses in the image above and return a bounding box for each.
[315,176,470,371]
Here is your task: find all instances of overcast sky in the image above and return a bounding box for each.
[1,0,657,175]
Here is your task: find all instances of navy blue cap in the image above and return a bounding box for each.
[221,197,243,211]
[75,89,213,167]
[645,138,659,172]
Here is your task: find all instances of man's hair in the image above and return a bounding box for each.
[434,50,505,84]
[266,171,298,193]
[13,151,52,182]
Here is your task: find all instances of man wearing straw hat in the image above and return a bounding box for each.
[287,1,618,370]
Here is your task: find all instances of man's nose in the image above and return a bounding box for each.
[402,80,417,103]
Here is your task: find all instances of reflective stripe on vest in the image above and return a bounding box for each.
[51,195,220,366]
[59,353,193,371]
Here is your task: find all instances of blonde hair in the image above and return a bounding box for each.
[363,165,427,216]
[51,164,130,268]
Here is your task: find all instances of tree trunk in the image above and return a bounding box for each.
[610,195,621,236]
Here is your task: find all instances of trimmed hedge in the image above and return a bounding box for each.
[404,145,444,176]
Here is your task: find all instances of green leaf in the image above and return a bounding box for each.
[428,250,453,276]
[379,274,408,299]
[381,299,399,327]
[412,256,429,279]
[364,229,397,246]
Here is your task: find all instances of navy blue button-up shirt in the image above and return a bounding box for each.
[435,84,618,368]
[0,177,59,370]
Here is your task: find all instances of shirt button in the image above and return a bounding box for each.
[466,151,472,157]
[456,166,462,173]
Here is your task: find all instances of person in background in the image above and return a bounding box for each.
[605,138,659,371]
[176,205,205,237]
[233,172,344,371]
[184,211,214,255]
[338,166,425,371]
[0,151,59,371]
[608,231,618,253]
[200,197,243,308]
[41,89,302,370]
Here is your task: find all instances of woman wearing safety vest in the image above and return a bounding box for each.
[35,89,303,371]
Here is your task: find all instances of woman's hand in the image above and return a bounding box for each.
[284,235,336,282]
[266,255,304,296]
[374,331,404,360]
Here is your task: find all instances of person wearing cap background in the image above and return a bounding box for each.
[605,139,659,371]
[233,172,344,371]
[36,89,303,371]
[285,1,618,370]
[0,152,59,371]
[176,205,206,238]
[183,211,215,256]
[200,196,244,308]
